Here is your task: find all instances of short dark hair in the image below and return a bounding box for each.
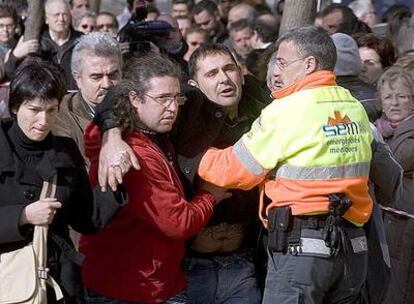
[337,19,372,36]
[276,25,337,71]
[382,4,411,23]
[173,0,189,5]
[97,11,118,29]
[147,4,160,15]
[228,18,252,34]
[320,3,355,20]
[253,18,278,43]
[0,4,18,23]
[192,0,218,17]
[112,55,181,133]
[353,33,395,68]
[188,43,237,79]
[9,58,67,114]
[186,26,209,38]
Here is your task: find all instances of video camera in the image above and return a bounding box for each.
[118,6,172,55]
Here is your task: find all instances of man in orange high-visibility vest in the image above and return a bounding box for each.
[198,26,374,304]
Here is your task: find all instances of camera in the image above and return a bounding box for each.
[118,6,172,55]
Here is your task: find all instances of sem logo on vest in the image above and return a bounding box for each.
[323,111,359,137]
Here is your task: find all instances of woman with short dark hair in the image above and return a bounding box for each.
[0,57,125,303]
[354,32,395,85]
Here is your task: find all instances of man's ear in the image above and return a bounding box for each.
[73,72,82,89]
[304,56,318,75]
[188,79,199,88]
[129,91,141,108]
[214,11,221,21]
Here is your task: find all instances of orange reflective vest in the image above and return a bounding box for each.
[198,71,373,226]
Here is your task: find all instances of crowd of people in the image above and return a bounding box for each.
[0,0,413,303]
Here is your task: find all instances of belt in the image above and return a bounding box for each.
[291,227,368,257]
[296,214,328,229]
[299,236,368,257]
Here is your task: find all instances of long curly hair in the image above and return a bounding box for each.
[111,55,181,134]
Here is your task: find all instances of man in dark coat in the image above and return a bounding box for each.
[52,32,122,165]
[5,0,82,90]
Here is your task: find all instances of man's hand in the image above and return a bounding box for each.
[199,181,232,204]
[99,128,140,192]
[12,37,39,59]
[119,42,130,55]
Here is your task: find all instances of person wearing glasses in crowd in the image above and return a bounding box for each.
[5,0,82,90]
[197,26,373,303]
[73,10,96,34]
[79,55,230,303]
[87,43,272,303]
[0,4,19,58]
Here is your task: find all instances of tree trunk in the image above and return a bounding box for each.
[89,0,101,14]
[24,0,45,41]
[279,0,317,36]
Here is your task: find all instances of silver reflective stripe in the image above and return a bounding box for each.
[300,238,331,256]
[276,162,370,180]
[233,138,265,176]
[299,236,368,256]
[350,236,368,253]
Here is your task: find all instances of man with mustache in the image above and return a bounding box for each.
[52,32,122,166]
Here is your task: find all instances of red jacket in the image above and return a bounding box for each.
[79,124,216,303]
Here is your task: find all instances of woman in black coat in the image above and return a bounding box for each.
[0,58,125,303]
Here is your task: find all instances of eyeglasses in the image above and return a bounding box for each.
[0,24,15,30]
[275,57,305,71]
[143,93,187,108]
[81,24,95,30]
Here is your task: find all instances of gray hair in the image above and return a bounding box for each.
[73,9,96,28]
[266,52,277,91]
[71,32,122,75]
[276,25,337,71]
[45,0,70,14]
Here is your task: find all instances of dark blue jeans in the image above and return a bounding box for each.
[184,250,261,304]
[85,289,188,304]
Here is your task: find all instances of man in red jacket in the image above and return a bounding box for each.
[79,55,230,303]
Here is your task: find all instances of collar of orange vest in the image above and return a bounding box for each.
[271,70,337,100]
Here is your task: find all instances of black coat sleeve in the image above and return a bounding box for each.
[93,87,118,132]
[370,129,403,206]
[57,137,127,235]
[0,204,30,244]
